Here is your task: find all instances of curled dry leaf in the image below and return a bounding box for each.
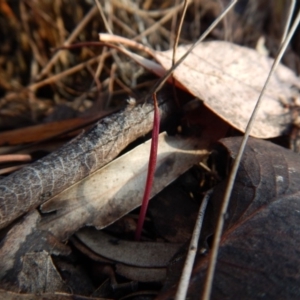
[115,264,166,282]
[154,41,300,138]
[76,227,181,268]
[159,137,300,299]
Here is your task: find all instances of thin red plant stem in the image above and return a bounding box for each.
[135,93,160,241]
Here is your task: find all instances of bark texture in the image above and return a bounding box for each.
[0,96,175,229]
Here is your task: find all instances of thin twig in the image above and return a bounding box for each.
[171,0,190,108]
[175,190,211,300]
[95,0,113,35]
[135,93,160,241]
[99,34,156,56]
[132,3,185,44]
[111,0,184,19]
[29,54,105,90]
[281,0,296,45]
[170,0,180,48]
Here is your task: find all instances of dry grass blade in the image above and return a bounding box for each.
[148,0,238,96]
[35,4,98,81]
[30,54,105,91]
[95,0,113,35]
[100,1,238,97]
[171,0,191,107]
[174,190,211,300]
[202,5,300,300]
[172,0,191,65]
[281,0,296,45]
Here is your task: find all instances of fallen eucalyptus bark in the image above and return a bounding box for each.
[39,132,208,240]
[0,94,175,230]
[0,132,207,285]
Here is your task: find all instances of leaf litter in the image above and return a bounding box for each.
[158,137,300,299]
[38,132,208,240]
[101,33,300,138]
[1,1,300,298]
[155,41,300,138]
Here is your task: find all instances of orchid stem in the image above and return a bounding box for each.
[135,93,160,241]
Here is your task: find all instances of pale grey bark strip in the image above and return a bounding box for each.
[0,96,175,229]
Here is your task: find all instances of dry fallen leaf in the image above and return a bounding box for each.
[101,34,300,139]
[76,227,181,268]
[38,132,208,240]
[0,114,103,146]
[154,41,300,138]
[0,210,70,290]
[159,137,300,299]
[115,263,166,282]
[100,33,300,138]
[0,290,105,300]
[0,132,207,291]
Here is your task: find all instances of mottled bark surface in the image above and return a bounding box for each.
[0,96,175,229]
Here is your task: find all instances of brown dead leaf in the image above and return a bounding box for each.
[0,114,101,146]
[115,264,166,282]
[18,251,68,294]
[38,133,208,240]
[0,289,106,300]
[159,137,300,299]
[76,227,181,268]
[0,106,117,149]
[0,211,70,290]
[99,35,299,138]
[154,41,300,138]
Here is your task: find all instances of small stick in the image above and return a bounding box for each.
[281,0,296,45]
[30,54,106,91]
[172,0,190,65]
[0,165,29,176]
[171,0,191,108]
[174,190,211,300]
